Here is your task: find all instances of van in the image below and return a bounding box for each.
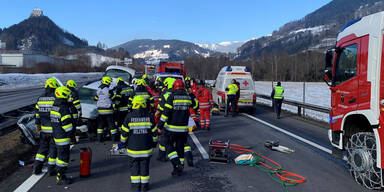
[212,66,256,111]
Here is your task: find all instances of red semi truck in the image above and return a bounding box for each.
[324,11,384,189]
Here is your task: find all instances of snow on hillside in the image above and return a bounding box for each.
[289,25,328,35]
[133,49,169,60]
[254,81,330,122]
[66,53,122,67]
[196,41,245,53]
[0,72,102,90]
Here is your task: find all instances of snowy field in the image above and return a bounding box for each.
[254,81,331,122]
[0,72,102,90]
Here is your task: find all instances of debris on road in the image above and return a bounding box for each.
[264,140,295,153]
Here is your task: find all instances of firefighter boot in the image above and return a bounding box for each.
[56,170,72,185]
[32,162,43,175]
[171,164,184,176]
[111,134,119,142]
[142,183,150,192]
[131,183,141,192]
[97,134,103,142]
[185,151,194,167]
[47,165,57,176]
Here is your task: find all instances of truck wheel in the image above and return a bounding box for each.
[346,132,382,189]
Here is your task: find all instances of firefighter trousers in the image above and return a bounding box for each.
[225,95,237,117]
[117,110,128,131]
[34,133,57,170]
[164,131,188,167]
[199,108,210,128]
[56,144,70,176]
[97,114,117,139]
[157,135,167,161]
[130,157,150,191]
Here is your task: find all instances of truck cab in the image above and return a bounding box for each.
[212,66,256,111]
[324,11,384,189]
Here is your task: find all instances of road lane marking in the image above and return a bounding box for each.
[241,113,332,154]
[14,145,74,192]
[189,132,209,159]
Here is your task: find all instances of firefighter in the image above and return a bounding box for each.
[114,77,134,132]
[158,80,199,176]
[142,74,150,87]
[66,80,81,144]
[130,79,154,112]
[33,78,59,176]
[94,76,117,142]
[271,81,284,119]
[155,77,176,162]
[197,81,213,130]
[225,79,239,117]
[50,86,73,185]
[119,96,157,192]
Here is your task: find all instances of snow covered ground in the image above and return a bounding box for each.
[254,81,331,122]
[0,72,102,90]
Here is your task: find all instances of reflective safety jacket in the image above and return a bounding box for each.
[35,88,56,133]
[129,85,154,111]
[114,81,134,111]
[273,86,284,99]
[120,109,157,158]
[226,84,239,95]
[197,87,213,109]
[157,90,172,112]
[159,89,199,133]
[50,99,73,146]
[94,84,115,115]
[68,86,81,119]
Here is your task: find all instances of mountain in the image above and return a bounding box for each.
[237,0,384,60]
[0,9,88,54]
[113,39,215,62]
[196,41,245,53]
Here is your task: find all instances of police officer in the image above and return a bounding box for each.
[114,77,134,132]
[120,96,157,192]
[94,76,117,142]
[33,78,59,176]
[225,79,239,117]
[66,80,81,143]
[271,81,284,119]
[50,86,73,185]
[158,80,198,176]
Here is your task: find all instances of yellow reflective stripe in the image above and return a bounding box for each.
[41,126,52,130]
[35,104,39,109]
[73,99,80,104]
[158,105,164,111]
[35,113,39,117]
[168,151,178,159]
[127,149,153,154]
[51,111,61,117]
[160,114,168,121]
[36,153,45,159]
[151,126,157,132]
[121,125,129,132]
[61,114,71,122]
[98,109,113,112]
[56,158,68,167]
[128,122,152,127]
[120,135,127,142]
[153,135,158,141]
[141,176,150,183]
[239,99,253,102]
[193,99,199,109]
[62,123,73,130]
[54,138,70,145]
[131,176,140,183]
[167,124,188,129]
[173,100,192,104]
[159,145,166,151]
[37,101,54,105]
[165,103,173,109]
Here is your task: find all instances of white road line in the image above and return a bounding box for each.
[14,145,75,192]
[241,113,332,154]
[189,132,209,159]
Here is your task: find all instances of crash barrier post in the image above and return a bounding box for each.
[256,94,330,116]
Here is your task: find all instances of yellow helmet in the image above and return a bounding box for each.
[102,76,112,85]
[55,86,71,99]
[185,76,191,81]
[45,78,59,88]
[132,95,147,109]
[164,78,176,89]
[142,74,147,79]
[66,80,77,88]
[117,77,124,84]
[135,79,146,86]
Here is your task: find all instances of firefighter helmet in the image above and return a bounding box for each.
[66,80,77,88]
[102,76,112,85]
[173,79,185,90]
[132,96,147,109]
[45,78,60,89]
[55,86,72,99]
[117,77,124,84]
[135,79,146,86]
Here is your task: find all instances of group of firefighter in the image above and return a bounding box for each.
[31,74,228,191]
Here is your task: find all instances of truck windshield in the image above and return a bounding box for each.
[334,44,357,85]
[105,69,132,82]
[225,78,254,90]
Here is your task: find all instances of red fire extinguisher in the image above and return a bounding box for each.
[80,147,92,177]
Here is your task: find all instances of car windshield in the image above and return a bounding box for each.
[79,87,96,104]
[225,78,254,90]
[105,69,132,82]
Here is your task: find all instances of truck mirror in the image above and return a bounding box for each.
[323,69,332,86]
[325,49,334,68]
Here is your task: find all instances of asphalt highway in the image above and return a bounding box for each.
[2,104,373,192]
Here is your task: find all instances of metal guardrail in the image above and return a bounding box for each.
[256,94,331,116]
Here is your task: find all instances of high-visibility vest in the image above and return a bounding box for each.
[273,86,284,99]
[227,84,238,95]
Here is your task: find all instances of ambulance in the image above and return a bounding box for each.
[212,66,256,111]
